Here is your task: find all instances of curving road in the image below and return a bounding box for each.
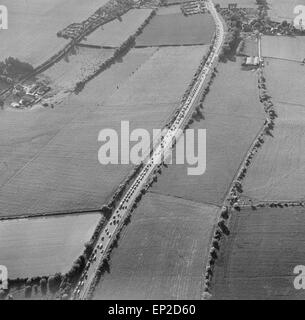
[73,0,225,300]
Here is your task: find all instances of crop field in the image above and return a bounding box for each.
[152,59,265,206]
[262,36,305,62]
[83,9,153,48]
[107,46,209,106]
[1,0,109,66]
[264,58,305,106]
[0,46,208,217]
[268,0,302,23]
[243,102,305,202]
[0,213,100,279]
[41,48,115,92]
[213,207,305,300]
[136,11,215,47]
[93,192,219,300]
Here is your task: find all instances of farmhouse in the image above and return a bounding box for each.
[243,56,259,67]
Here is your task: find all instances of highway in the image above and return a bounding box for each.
[73,0,225,300]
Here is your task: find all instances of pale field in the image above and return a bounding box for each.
[268,0,305,23]
[1,0,109,66]
[83,9,153,47]
[264,58,305,106]
[243,102,305,202]
[136,12,215,46]
[0,46,209,216]
[93,192,219,300]
[0,213,100,279]
[213,207,305,300]
[41,48,115,92]
[152,59,265,206]
[262,36,305,62]
[107,46,210,106]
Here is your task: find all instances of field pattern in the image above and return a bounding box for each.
[93,192,219,300]
[0,213,100,278]
[152,59,265,206]
[268,0,304,23]
[213,207,305,300]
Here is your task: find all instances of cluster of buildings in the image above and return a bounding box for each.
[10,83,51,109]
[181,0,206,16]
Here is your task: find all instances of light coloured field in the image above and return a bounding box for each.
[213,207,305,300]
[152,59,265,206]
[41,48,115,92]
[136,12,215,47]
[1,0,109,66]
[0,213,100,279]
[262,36,305,62]
[83,9,153,47]
[107,46,210,106]
[268,0,303,23]
[0,46,209,216]
[93,192,219,300]
[264,58,305,106]
[243,102,305,202]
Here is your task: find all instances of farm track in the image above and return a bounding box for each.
[73,0,226,300]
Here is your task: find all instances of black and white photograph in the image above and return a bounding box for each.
[0,0,305,305]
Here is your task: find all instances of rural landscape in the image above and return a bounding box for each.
[1,0,305,301]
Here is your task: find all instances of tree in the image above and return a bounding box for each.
[25,286,32,298]
[40,278,47,295]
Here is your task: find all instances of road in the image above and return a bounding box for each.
[73,0,225,300]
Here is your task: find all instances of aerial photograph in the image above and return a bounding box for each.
[1,0,305,305]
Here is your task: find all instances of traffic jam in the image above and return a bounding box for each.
[74,0,224,299]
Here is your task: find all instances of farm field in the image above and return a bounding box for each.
[0,0,109,66]
[151,59,265,206]
[268,0,303,23]
[243,102,305,202]
[213,207,305,300]
[264,58,305,106]
[93,192,219,300]
[0,213,101,279]
[262,36,305,62]
[41,48,115,93]
[240,37,258,56]
[0,47,158,215]
[136,11,215,47]
[83,9,153,48]
[0,46,209,217]
[107,46,209,106]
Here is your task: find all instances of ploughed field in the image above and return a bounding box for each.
[0,0,109,66]
[151,58,265,206]
[136,8,215,47]
[93,192,219,300]
[0,46,209,217]
[0,213,100,279]
[213,207,305,300]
